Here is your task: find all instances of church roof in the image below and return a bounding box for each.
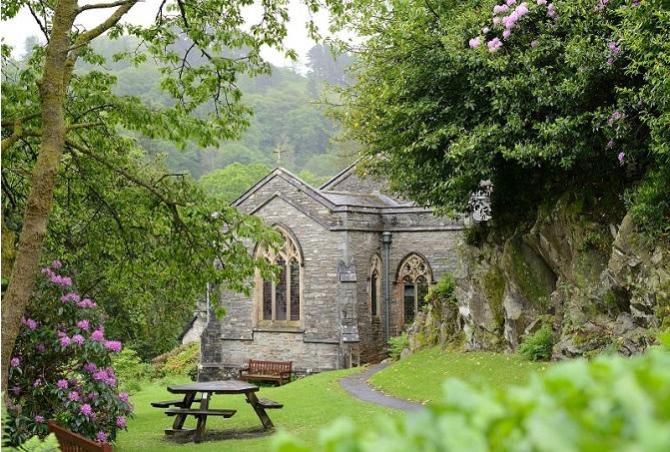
[232,163,416,211]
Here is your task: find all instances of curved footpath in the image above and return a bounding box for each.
[339,362,423,412]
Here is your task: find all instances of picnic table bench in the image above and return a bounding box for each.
[152,380,282,443]
[238,359,292,386]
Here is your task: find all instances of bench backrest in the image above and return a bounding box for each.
[48,421,112,452]
[248,359,292,376]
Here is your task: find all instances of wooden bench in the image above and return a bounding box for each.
[164,408,236,418]
[48,420,112,452]
[151,398,201,408]
[238,359,292,385]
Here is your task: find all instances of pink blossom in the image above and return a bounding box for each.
[506,0,517,5]
[547,3,557,19]
[93,370,109,382]
[469,37,482,48]
[34,415,45,423]
[72,334,85,346]
[11,386,21,395]
[96,432,108,443]
[22,317,38,330]
[609,110,623,124]
[51,274,73,287]
[537,0,547,4]
[618,152,625,165]
[68,391,80,401]
[57,379,69,390]
[104,340,122,352]
[608,41,621,55]
[76,320,90,331]
[516,3,529,16]
[596,0,608,11]
[116,416,127,428]
[488,37,503,52]
[77,299,97,309]
[36,343,46,353]
[91,329,105,342]
[60,335,71,348]
[10,357,20,367]
[61,292,81,303]
[83,362,98,373]
[493,4,510,15]
[493,17,502,25]
[118,392,129,403]
[51,260,62,269]
[80,403,93,417]
[503,29,512,39]
[607,139,615,149]
[607,58,614,66]
[34,378,42,387]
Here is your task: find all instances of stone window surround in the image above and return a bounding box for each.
[395,253,433,325]
[368,254,383,319]
[253,224,304,330]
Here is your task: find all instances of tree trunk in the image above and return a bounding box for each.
[1,0,78,392]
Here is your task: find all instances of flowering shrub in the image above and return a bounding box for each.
[4,261,133,446]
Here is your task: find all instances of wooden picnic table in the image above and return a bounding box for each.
[155,380,282,443]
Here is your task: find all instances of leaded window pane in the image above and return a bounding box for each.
[290,259,300,321]
[262,280,272,320]
[371,272,378,317]
[275,257,287,320]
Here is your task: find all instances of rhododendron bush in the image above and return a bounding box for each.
[332,0,669,235]
[4,261,132,446]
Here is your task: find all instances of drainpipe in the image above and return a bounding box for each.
[381,232,393,341]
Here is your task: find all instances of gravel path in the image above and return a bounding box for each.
[339,363,423,412]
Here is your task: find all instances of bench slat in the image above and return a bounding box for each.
[151,398,201,408]
[165,408,236,418]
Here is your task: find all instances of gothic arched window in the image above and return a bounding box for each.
[369,255,382,318]
[256,226,302,325]
[397,254,432,325]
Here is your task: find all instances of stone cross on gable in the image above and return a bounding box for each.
[273,144,283,165]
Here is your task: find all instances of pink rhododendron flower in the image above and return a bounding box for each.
[72,334,85,346]
[506,0,517,5]
[469,37,482,48]
[493,16,502,25]
[76,320,90,330]
[118,392,129,403]
[116,416,127,428]
[488,37,503,52]
[96,432,108,443]
[503,29,512,39]
[618,152,625,165]
[607,58,614,65]
[516,3,529,15]
[104,341,122,352]
[607,139,615,148]
[547,3,557,18]
[57,379,69,390]
[68,391,80,401]
[83,362,98,373]
[91,329,105,342]
[77,299,97,309]
[51,260,62,269]
[60,335,71,347]
[596,0,608,11]
[35,415,45,423]
[537,0,547,4]
[36,343,46,352]
[61,292,81,303]
[11,357,20,367]
[493,4,510,14]
[34,378,42,387]
[22,317,38,330]
[80,403,93,417]
[608,41,621,55]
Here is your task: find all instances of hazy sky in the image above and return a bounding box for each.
[0,0,334,69]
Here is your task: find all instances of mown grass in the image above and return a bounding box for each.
[369,347,549,404]
[115,367,397,451]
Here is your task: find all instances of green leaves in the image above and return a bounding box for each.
[274,349,670,451]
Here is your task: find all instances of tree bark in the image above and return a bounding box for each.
[1,0,78,391]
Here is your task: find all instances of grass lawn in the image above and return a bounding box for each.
[369,347,549,404]
[115,367,398,451]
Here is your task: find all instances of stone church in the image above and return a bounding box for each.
[199,164,465,378]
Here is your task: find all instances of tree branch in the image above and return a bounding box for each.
[78,0,134,13]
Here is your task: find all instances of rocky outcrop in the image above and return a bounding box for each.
[408,192,668,359]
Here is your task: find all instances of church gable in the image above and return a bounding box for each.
[319,163,386,194]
